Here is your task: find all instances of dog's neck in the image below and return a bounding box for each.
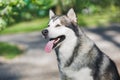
[55,36,78,67]
[55,33,94,69]
[54,28,80,68]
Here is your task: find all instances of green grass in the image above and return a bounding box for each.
[0,17,48,34]
[77,13,111,27]
[0,42,23,59]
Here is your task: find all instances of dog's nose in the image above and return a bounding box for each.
[42,29,48,36]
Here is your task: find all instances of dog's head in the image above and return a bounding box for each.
[42,8,80,53]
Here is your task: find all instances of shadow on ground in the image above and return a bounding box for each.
[88,24,120,48]
[0,63,21,80]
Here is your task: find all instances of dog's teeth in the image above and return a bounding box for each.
[54,38,60,44]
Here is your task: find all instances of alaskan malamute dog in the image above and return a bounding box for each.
[42,8,120,80]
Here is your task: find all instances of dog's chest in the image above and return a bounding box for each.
[62,67,93,80]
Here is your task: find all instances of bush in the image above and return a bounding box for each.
[0,0,57,29]
[0,18,7,30]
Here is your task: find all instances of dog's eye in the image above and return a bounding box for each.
[55,24,61,27]
[48,25,50,27]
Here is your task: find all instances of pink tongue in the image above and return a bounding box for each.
[44,40,55,53]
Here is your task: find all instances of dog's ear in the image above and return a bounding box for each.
[67,8,77,23]
[49,10,55,19]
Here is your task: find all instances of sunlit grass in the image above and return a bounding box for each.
[78,13,110,27]
[0,17,48,34]
[78,7,120,27]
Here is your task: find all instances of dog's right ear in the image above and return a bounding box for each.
[49,10,55,19]
[67,8,77,23]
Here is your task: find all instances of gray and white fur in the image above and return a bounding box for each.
[42,8,120,80]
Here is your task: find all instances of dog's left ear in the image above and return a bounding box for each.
[67,8,77,23]
[49,10,55,19]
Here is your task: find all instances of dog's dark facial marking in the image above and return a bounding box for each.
[58,16,80,37]
[49,16,63,28]
[51,15,61,22]
[67,23,80,37]
[55,24,61,27]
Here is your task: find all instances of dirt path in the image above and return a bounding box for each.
[0,24,120,80]
[0,32,60,80]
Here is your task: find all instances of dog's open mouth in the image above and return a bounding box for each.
[44,35,65,53]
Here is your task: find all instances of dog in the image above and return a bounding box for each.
[42,8,120,80]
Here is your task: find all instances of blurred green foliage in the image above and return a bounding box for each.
[0,0,120,31]
[0,42,22,59]
[0,0,57,30]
